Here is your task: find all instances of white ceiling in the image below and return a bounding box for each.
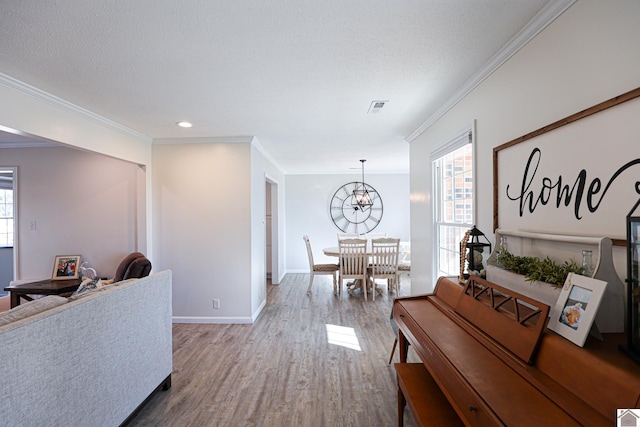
[0,0,560,174]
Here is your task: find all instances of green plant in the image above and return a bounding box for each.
[495,249,585,288]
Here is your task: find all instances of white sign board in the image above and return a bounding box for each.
[494,88,640,241]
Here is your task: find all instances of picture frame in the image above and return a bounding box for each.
[548,273,608,347]
[52,255,82,280]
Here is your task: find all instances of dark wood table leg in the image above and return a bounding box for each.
[10,292,19,309]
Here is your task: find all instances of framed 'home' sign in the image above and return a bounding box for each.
[493,87,640,243]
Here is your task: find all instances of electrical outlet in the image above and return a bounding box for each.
[213,299,221,309]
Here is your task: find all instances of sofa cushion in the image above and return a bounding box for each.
[0,295,68,327]
[70,278,103,299]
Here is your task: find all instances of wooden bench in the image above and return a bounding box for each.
[395,363,463,427]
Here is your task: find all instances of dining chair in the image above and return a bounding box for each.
[337,233,359,240]
[338,238,369,300]
[368,237,400,301]
[303,235,339,295]
[361,232,387,240]
[398,241,411,277]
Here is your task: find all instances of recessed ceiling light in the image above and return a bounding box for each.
[176,121,193,128]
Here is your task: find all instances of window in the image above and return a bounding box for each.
[0,170,14,247]
[432,126,474,279]
[0,188,13,247]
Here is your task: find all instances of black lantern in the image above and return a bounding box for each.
[621,196,640,364]
[461,225,492,279]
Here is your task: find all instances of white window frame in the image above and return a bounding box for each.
[0,169,15,248]
[431,122,475,282]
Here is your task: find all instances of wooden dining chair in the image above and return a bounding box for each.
[337,233,359,240]
[338,238,368,300]
[303,235,339,295]
[368,238,400,301]
[398,241,411,278]
[361,232,387,240]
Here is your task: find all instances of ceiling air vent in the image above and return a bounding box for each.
[368,100,388,114]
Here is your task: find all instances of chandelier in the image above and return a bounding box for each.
[352,159,373,210]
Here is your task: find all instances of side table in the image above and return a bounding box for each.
[3,278,82,309]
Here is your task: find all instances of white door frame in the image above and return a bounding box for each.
[265,174,280,284]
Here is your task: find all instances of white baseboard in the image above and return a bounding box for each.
[172,316,254,324]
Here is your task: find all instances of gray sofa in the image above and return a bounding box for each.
[0,270,173,427]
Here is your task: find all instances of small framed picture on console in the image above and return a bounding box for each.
[548,273,607,347]
[52,255,82,280]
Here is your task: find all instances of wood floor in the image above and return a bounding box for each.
[128,273,420,427]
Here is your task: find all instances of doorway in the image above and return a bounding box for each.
[265,176,280,285]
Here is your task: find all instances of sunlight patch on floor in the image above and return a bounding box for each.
[326,324,361,351]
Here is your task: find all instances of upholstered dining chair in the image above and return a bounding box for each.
[338,238,368,300]
[398,241,411,278]
[303,235,339,295]
[368,238,400,301]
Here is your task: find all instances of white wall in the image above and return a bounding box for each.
[286,173,410,272]
[409,0,640,293]
[152,141,251,322]
[0,146,142,279]
[152,140,285,323]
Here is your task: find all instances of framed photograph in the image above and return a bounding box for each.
[52,255,82,280]
[548,273,608,347]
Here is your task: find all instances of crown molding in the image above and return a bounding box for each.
[0,72,151,142]
[406,0,576,143]
[285,168,409,176]
[250,137,286,175]
[0,142,58,149]
[153,136,255,145]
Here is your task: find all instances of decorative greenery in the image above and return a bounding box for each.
[495,249,586,288]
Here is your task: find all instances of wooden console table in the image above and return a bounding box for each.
[4,278,82,308]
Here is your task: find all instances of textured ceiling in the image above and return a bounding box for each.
[0,0,555,173]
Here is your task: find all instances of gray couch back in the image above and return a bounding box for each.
[0,270,173,427]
